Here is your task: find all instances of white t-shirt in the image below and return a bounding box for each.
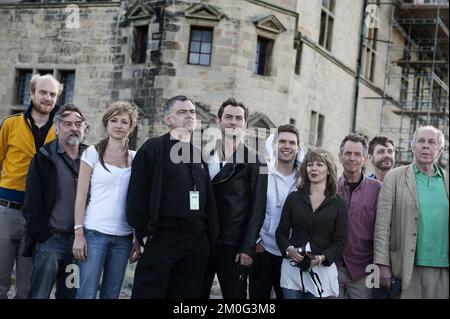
[207,150,227,180]
[81,145,136,236]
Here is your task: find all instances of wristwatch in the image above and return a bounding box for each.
[74,224,83,231]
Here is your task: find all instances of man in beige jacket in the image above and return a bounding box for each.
[374,125,449,299]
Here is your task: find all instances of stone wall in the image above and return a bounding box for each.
[0,0,418,169]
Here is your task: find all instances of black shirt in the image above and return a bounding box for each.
[160,138,207,233]
[347,173,364,194]
[27,112,53,151]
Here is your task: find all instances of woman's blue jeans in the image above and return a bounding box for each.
[76,229,132,299]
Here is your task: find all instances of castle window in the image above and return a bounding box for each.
[188,27,213,66]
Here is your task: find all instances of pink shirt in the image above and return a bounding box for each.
[337,174,382,281]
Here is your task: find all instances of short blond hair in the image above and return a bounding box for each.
[29,74,63,97]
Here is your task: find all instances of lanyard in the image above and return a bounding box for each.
[189,162,198,191]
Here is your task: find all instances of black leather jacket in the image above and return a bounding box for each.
[207,143,266,257]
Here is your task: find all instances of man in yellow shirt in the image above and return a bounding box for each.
[0,74,62,299]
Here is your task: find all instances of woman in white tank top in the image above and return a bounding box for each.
[72,101,140,299]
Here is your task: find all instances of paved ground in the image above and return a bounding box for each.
[8,263,224,299]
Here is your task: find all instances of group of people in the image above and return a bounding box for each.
[0,73,448,300]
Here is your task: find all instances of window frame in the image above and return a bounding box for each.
[187,26,213,66]
[255,36,274,76]
[58,70,76,106]
[132,24,149,64]
[362,7,378,81]
[16,69,33,106]
[308,110,325,147]
[318,0,335,51]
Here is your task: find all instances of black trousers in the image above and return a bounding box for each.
[249,250,283,299]
[131,228,210,299]
[202,244,248,299]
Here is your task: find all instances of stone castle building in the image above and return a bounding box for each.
[0,0,448,169]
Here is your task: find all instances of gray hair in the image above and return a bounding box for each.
[162,95,195,116]
[339,133,369,156]
[54,103,86,132]
[411,125,445,149]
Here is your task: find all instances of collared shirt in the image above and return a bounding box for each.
[337,174,382,281]
[259,167,297,256]
[49,143,82,233]
[208,150,227,180]
[368,173,377,180]
[413,164,449,267]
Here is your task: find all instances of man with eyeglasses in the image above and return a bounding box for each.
[23,104,88,299]
[126,95,219,298]
[0,73,61,299]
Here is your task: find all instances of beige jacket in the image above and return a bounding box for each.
[373,164,449,290]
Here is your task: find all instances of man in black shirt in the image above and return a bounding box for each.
[126,95,219,299]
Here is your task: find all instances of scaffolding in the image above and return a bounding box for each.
[379,0,449,167]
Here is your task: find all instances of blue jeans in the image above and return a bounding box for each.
[282,287,316,299]
[76,229,132,299]
[29,232,76,299]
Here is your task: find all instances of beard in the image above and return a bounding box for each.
[32,99,54,115]
[66,135,80,146]
[373,159,393,171]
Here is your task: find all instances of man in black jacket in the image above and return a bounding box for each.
[202,98,263,299]
[126,95,219,299]
[23,104,87,299]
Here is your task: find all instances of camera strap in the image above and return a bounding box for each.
[309,269,324,299]
[298,268,324,299]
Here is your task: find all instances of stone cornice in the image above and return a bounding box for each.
[244,0,297,18]
[0,1,120,9]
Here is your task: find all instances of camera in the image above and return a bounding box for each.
[297,253,312,271]
[290,247,312,271]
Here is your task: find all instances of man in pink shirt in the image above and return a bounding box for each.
[337,133,382,298]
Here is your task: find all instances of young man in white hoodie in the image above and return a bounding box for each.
[249,124,302,299]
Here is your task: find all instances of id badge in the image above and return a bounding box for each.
[189,191,199,210]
